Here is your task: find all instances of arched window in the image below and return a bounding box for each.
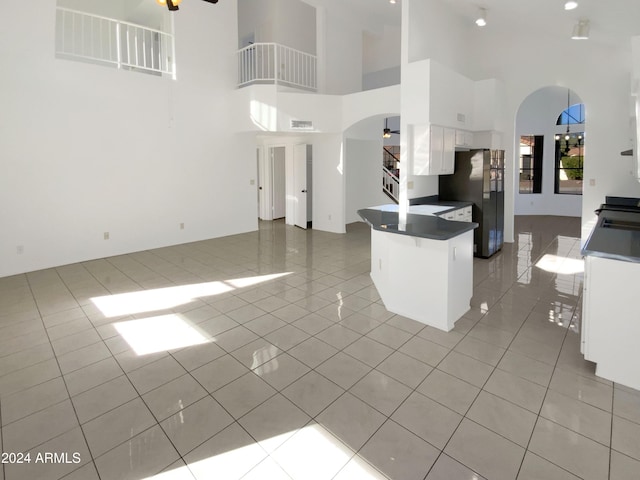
[555,103,585,195]
[556,103,585,126]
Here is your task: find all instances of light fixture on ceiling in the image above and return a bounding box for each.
[571,19,590,40]
[383,118,399,138]
[389,0,397,4]
[158,0,219,12]
[564,1,578,10]
[157,0,181,11]
[475,8,487,27]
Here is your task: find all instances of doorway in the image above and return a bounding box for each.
[293,144,312,229]
[257,146,286,221]
[257,142,313,227]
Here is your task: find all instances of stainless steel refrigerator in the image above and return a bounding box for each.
[439,149,505,258]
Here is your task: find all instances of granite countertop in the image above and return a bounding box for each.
[358,208,477,240]
[581,210,640,263]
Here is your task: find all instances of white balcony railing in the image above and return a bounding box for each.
[237,43,317,91]
[55,7,175,77]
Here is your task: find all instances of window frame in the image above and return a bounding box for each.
[519,134,544,194]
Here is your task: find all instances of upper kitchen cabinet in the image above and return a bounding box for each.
[411,123,455,175]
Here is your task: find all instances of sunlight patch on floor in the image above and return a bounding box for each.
[114,314,209,355]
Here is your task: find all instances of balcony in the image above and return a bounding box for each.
[55,7,175,78]
[237,43,317,92]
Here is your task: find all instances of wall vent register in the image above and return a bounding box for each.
[291,120,314,130]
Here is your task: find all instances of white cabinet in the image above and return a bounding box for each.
[582,255,640,390]
[443,127,455,174]
[455,130,474,148]
[411,124,455,176]
[438,205,472,223]
[370,228,473,331]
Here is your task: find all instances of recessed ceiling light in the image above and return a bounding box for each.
[389,0,397,4]
[564,1,578,10]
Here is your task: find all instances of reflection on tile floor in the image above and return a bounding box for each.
[0,215,639,479]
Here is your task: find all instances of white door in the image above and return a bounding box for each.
[257,147,269,220]
[272,147,286,219]
[293,144,308,229]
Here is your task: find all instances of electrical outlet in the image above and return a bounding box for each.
[589,178,596,186]
[250,179,255,185]
[104,232,110,240]
[180,223,184,230]
[16,245,24,255]
[408,181,414,190]
[328,214,332,220]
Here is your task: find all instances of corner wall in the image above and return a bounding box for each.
[0,0,258,278]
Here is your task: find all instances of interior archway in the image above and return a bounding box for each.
[514,86,585,217]
[343,114,400,227]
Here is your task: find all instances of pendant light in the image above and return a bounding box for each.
[564,89,572,140]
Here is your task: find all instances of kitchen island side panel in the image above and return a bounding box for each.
[370,228,472,331]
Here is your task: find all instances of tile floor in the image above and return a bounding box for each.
[0,216,639,480]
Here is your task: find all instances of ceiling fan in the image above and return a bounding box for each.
[383,118,399,138]
[157,0,219,12]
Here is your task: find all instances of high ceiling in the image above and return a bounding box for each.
[336,0,640,48]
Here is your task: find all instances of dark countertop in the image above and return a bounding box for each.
[582,210,640,263]
[409,196,474,214]
[358,208,478,240]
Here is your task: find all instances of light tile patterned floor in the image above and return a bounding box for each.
[0,216,639,480]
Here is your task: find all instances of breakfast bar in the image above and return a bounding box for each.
[359,206,478,332]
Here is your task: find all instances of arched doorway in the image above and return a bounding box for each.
[343,114,400,227]
[514,86,585,217]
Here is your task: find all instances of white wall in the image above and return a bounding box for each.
[344,115,392,224]
[318,7,363,94]
[363,26,401,75]
[312,134,346,233]
[345,139,388,223]
[407,0,472,77]
[237,0,272,46]
[463,26,640,241]
[515,87,583,217]
[429,60,474,130]
[0,0,257,278]
[237,0,316,53]
[402,0,640,242]
[363,67,401,91]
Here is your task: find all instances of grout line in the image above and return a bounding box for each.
[22,269,104,480]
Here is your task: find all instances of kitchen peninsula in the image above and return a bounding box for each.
[359,205,478,332]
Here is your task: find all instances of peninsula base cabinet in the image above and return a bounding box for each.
[370,229,473,331]
[582,255,640,390]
